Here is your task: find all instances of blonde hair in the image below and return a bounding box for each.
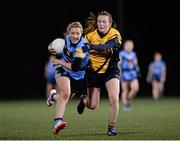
[64,21,83,36]
[84,10,117,35]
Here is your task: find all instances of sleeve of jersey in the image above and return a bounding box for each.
[71,48,86,72]
[74,48,86,58]
[91,32,122,51]
[91,37,121,51]
[109,30,122,44]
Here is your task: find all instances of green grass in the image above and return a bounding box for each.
[0,97,180,140]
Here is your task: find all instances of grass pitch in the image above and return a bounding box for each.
[0,97,180,140]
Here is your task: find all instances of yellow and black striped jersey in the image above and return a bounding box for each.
[85,28,122,73]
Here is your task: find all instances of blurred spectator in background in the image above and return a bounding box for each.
[118,40,140,111]
[147,52,167,101]
[44,55,57,98]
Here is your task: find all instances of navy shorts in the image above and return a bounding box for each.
[87,67,120,88]
[55,67,86,95]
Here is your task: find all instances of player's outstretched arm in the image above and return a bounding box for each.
[90,37,121,51]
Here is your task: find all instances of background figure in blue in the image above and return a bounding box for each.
[147,52,167,101]
[118,40,140,111]
[44,55,57,98]
[48,21,90,135]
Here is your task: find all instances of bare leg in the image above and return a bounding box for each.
[55,76,71,118]
[77,87,100,114]
[152,81,160,101]
[106,78,120,127]
[128,79,139,102]
[158,82,164,98]
[121,81,129,104]
[85,87,101,109]
[51,76,70,134]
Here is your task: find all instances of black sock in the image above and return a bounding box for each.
[54,117,63,122]
[108,125,115,129]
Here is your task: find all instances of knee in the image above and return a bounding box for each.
[59,92,70,101]
[134,88,139,93]
[131,86,139,93]
[109,98,119,107]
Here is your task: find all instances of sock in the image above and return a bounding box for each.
[108,124,115,129]
[54,117,63,125]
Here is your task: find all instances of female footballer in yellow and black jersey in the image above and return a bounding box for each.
[85,27,122,86]
[77,11,122,136]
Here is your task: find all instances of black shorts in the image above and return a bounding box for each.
[86,67,120,88]
[56,67,87,96]
[152,74,161,82]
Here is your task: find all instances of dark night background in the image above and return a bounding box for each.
[0,0,179,99]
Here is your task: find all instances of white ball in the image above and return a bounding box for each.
[51,38,65,54]
[50,89,56,95]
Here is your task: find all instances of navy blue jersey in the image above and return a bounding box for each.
[149,60,166,82]
[119,50,138,81]
[59,35,90,80]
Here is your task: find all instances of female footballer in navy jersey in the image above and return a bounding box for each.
[44,55,57,99]
[48,21,90,135]
[118,40,140,111]
[147,52,166,101]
